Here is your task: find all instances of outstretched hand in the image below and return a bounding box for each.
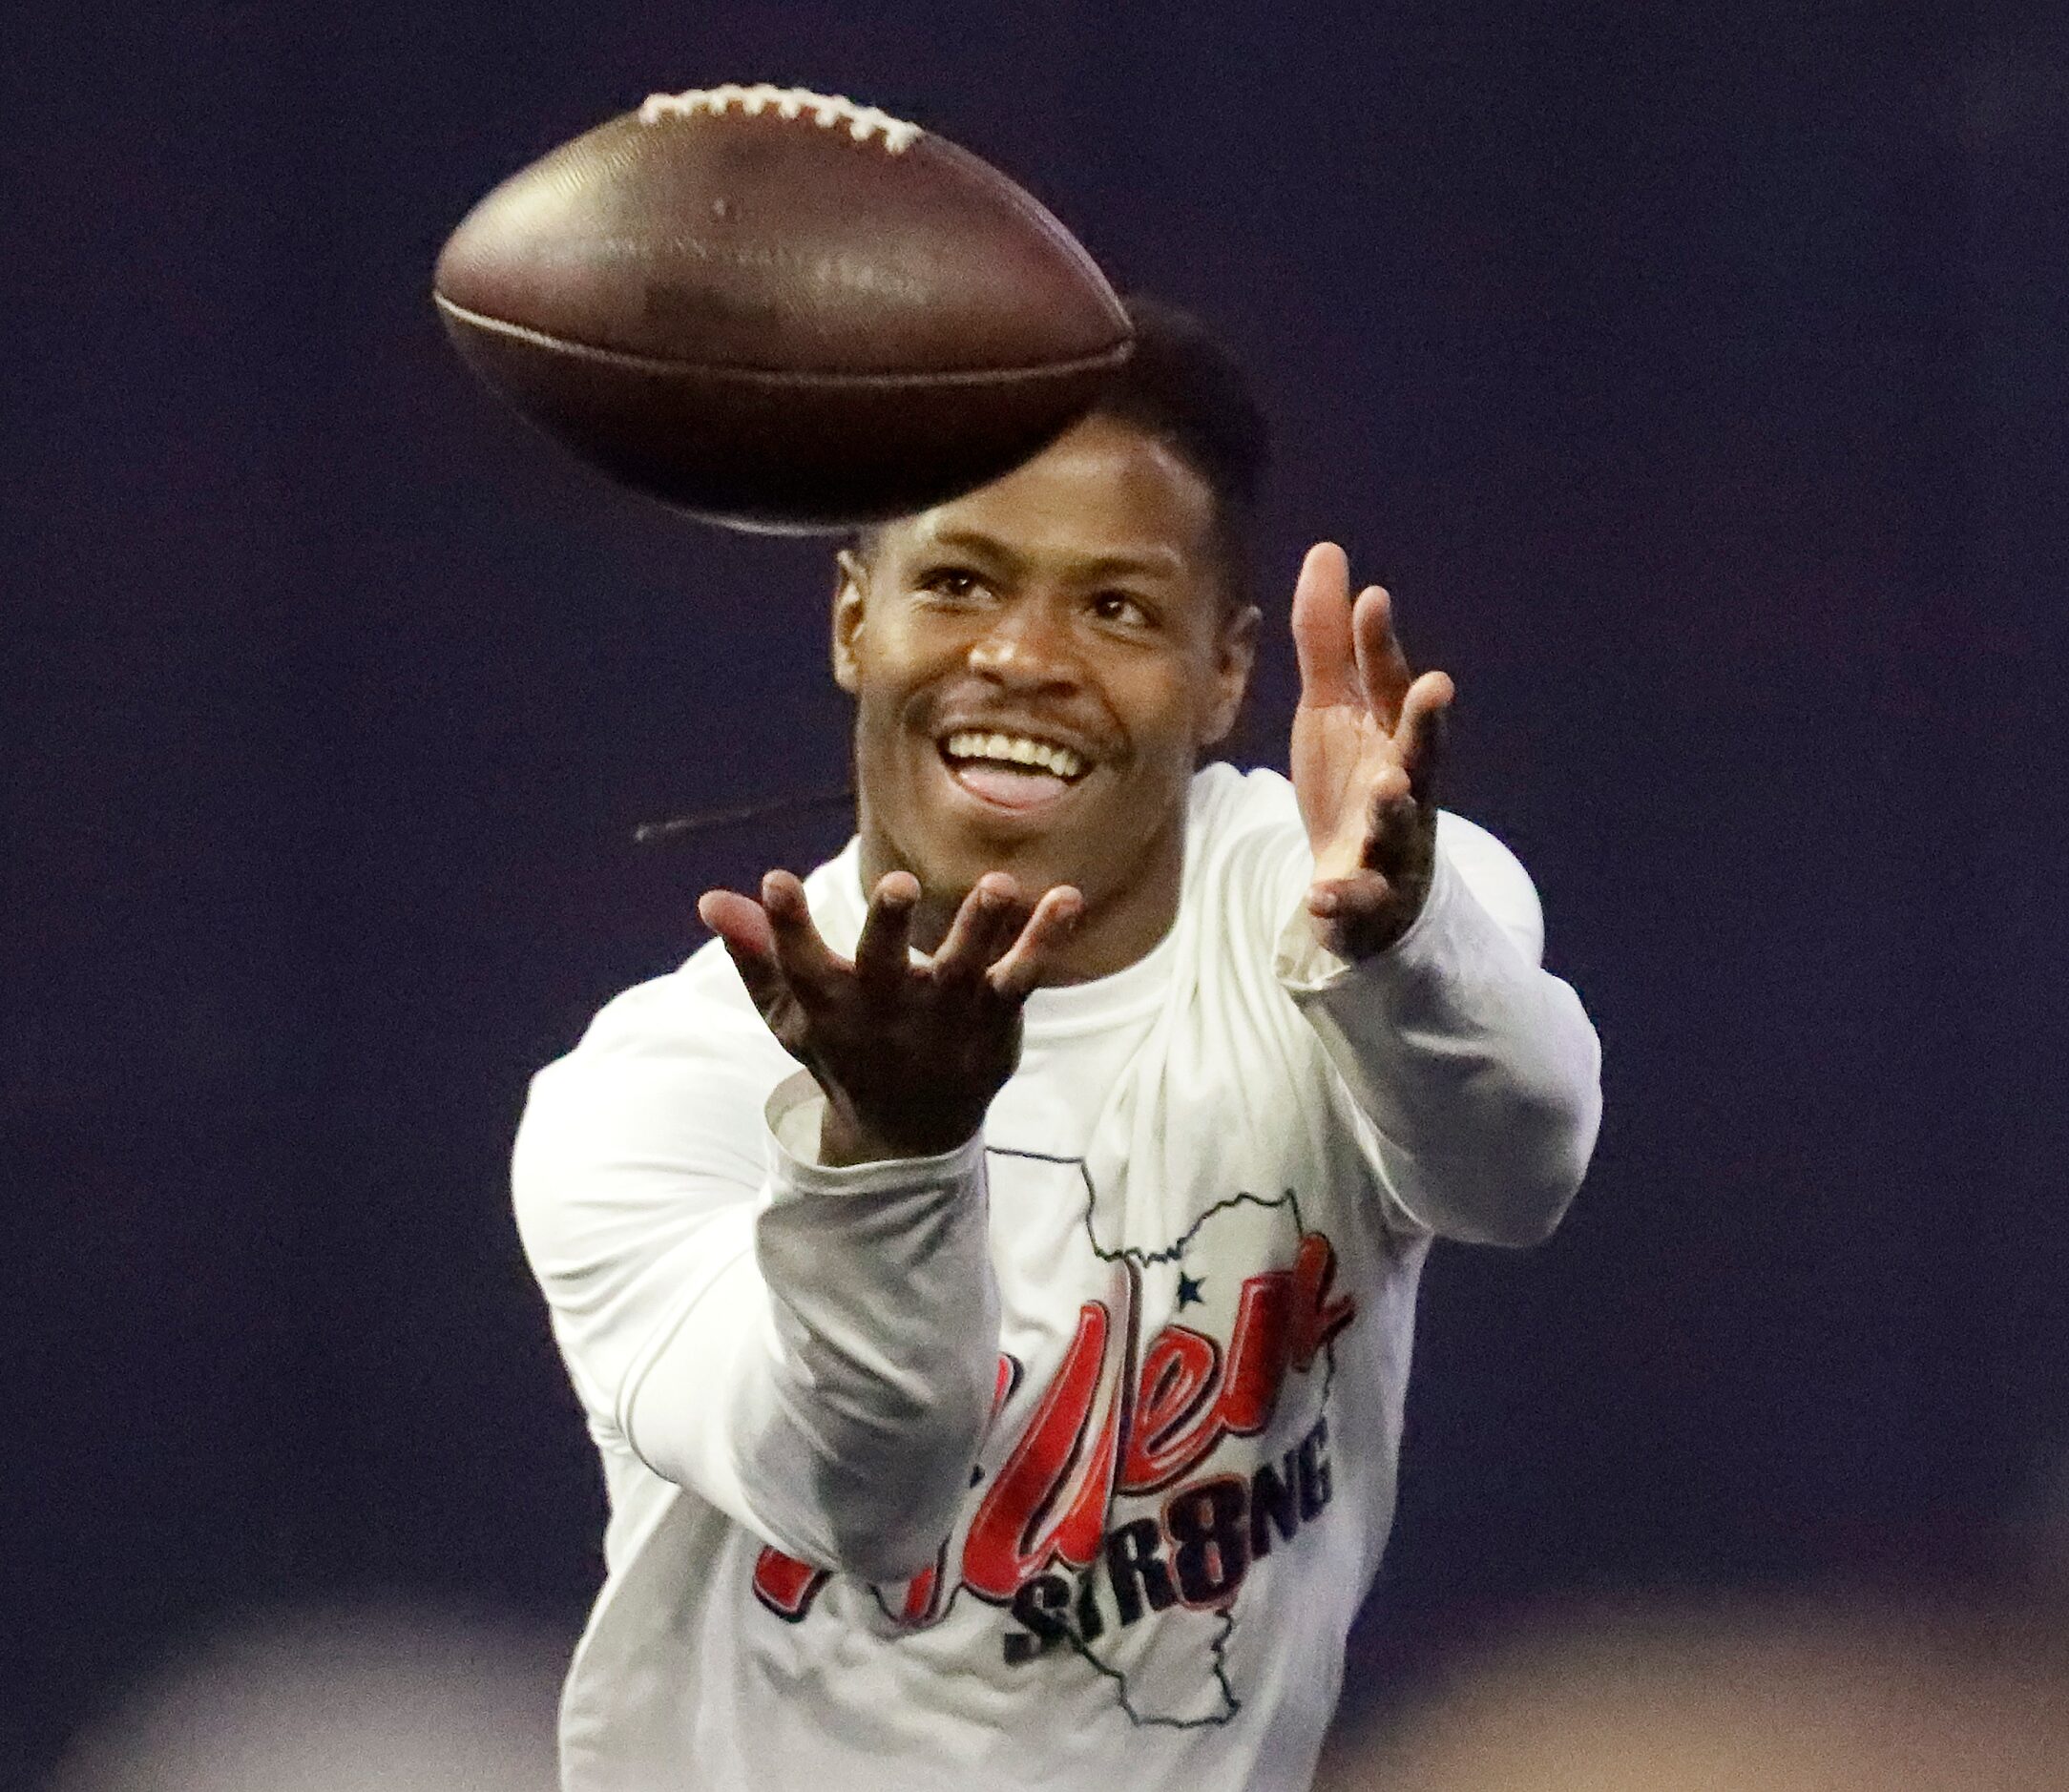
[1289,542,1455,959]
[699,870,1083,1166]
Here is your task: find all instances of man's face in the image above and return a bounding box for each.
[834,414,1257,926]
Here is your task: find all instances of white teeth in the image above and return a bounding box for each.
[944,731,1086,780]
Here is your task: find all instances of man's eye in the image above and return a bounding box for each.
[1091,592,1152,628]
[918,567,985,599]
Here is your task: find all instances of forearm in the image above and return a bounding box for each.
[1280,847,1602,1245]
[621,1073,1001,1580]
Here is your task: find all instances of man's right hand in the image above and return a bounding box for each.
[698,869,1083,1166]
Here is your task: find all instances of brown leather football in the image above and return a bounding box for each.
[434,85,1133,531]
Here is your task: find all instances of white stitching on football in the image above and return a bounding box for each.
[637,84,923,154]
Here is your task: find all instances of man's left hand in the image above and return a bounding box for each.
[1289,542,1455,959]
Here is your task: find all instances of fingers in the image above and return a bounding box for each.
[1293,545,1420,731]
[1308,868,1392,923]
[987,885,1086,1000]
[1394,669,1454,802]
[1350,583,1415,728]
[707,866,1091,1018]
[1290,542,1362,709]
[852,870,920,987]
[1360,760,1417,861]
[759,870,845,993]
[931,873,1029,985]
[1307,867,1414,958]
[698,887,787,1014]
[1355,672,1451,876]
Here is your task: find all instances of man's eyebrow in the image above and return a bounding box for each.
[920,527,1184,582]
[1074,548,1185,582]
[916,526,1020,567]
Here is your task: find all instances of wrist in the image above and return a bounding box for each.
[818,1099,978,1168]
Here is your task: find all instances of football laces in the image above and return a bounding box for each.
[638,84,923,154]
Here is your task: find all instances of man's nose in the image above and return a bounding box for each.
[968,596,1080,688]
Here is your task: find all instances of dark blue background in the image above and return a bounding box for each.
[8,4,2065,1783]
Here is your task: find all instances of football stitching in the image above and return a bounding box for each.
[638,84,923,154]
[435,294,1133,383]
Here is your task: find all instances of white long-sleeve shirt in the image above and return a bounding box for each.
[512,763,1600,1792]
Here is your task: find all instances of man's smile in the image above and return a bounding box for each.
[933,725,1097,816]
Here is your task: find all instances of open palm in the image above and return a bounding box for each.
[1288,542,1454,959]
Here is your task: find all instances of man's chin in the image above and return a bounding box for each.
[913,829,1091,904]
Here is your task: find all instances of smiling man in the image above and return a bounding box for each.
[512,301,1602,1791]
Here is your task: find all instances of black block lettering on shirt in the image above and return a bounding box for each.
[1297,1414,1332,1521]
[1075,1569,1105,1642]
[1165,1475,1251,1606]
[1104,1517,1178,1626]
[1003,1573,1073,1665]
[1248,1450,1302,1560]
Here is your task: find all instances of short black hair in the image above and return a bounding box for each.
[853,296,1269,609]
[1090,294,1270,606]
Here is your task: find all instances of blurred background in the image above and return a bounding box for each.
[6,2,2065,1785]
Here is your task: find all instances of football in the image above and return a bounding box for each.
[434,84,1133,531]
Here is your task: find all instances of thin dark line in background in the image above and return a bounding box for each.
[634,786,854,844]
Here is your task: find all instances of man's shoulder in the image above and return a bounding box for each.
[514,942,792,1214]
[1181,762,1307,919]
[1189,759,1297,822]
[1185,761,1304,860]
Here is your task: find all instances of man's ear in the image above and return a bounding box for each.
[1201,603,1262,746]
[831,548,867,694]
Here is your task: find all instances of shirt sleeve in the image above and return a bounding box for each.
[511,971,1002,1582]
[1272,812,1603,1246]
